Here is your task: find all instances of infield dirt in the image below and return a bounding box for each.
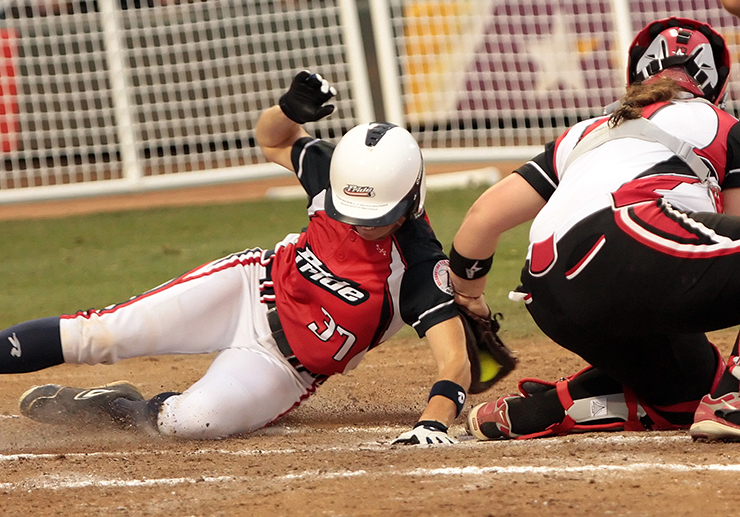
[1,329,738,516]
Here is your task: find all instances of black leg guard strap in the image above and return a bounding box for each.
[512,365,713,439]
[713,333,740,397]
[0,317,64,373]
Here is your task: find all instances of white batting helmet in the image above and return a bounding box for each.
[325,122,425,227]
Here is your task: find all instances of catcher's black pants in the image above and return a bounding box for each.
[520,199,740,406]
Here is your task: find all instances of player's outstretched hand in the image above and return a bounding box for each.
[392,420,457,445]
[279,70,337,124]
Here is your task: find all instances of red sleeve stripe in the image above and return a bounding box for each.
[61,249,267,320]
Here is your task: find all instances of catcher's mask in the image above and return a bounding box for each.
[325,122,426,227]
[628,17,731,106]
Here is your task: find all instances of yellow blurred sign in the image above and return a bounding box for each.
[403,1,482,122]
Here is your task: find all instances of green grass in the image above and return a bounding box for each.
[0,187,542,339]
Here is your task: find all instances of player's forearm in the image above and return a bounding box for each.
[450,173,544,305]
[453,210,502,263]
[722,0,740,17]
[255,105,308,160]
[419,319,471,427]
[453,173,542,258]
[420,368,471,427]
[449,206,498,307]
[418,394,462,428]
[450,274,488,309]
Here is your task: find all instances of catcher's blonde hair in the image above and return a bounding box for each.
[609,77,688,127]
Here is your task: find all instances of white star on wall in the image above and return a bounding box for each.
[526,13,588,93]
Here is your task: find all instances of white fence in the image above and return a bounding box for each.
[0,0,738,203]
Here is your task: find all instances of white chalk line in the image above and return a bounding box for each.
[2,462,740,492]
[0,430,693,462]
[0,429,691,464]
[413,463,740,476]
[0,428,722,492]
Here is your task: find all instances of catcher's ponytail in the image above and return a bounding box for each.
[609,77,687,127]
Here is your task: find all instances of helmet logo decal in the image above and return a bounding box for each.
[343,185,375,197]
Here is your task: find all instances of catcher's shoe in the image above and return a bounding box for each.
[467,395,522,440]
[690,392,740,441]
[19,381,145,427]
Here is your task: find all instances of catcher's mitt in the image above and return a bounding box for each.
[458,305,517,394]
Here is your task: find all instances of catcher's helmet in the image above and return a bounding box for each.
[325,122,425,227]
[628,17,731,105]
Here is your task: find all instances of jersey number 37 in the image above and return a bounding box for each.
[308,307,358,362]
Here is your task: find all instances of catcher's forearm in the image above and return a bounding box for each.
[450,272,490,317]
[453,173,543,259]
[722,0,740,17]
[450,272,487,298]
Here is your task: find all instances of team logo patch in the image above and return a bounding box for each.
[343,185,375,197]
[296,244,369,305]
[8,332,21,358]
[74,388,119,400]
[432,259,453,296]
[591,398,607,418]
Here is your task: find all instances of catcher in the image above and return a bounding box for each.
[456,17,740,441]
[0,70,513,444]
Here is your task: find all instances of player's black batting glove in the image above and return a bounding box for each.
[392,420,457,445]
[279,70,337,124]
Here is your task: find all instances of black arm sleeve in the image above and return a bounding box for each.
[290,137,335,200]
[395,218,458,337]
[513,141,558,201]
